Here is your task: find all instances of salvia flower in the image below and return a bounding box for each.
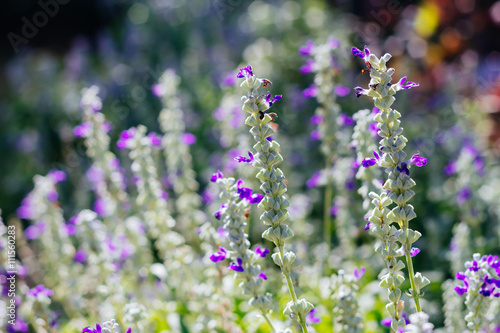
[410,247,421,257]
[300,58,315,74]
[303,84,318,98]
[27,284,53,298]
[353,266,366,280]
[299,40,315,56]
[351,46,370,61]
[410,154,427,167]
[210,170,224,183]
[228,258,244,272]
[255,246,269,258]
[236,65,253,78]
[455,253,500,331]
[306,308,321,324]
[210,247,227,263]
[234,151,254,163]
[181,132,196,145]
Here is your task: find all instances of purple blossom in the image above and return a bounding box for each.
[73,122,92,138]
[74,249,87,263]
[456,187,472,205]
[303,84,318,98]
[210,170,223,183]
[17,197,33,219]
[369,122,379,137]
[410,247,421,257]
[455,285,468,295]
[235,151,254,163]
[469,260,480,272]
[48,170,66,183]
[444,161,457,176]
[330,204,339,217]
[248,193,264,204]
[93,198,109,217]
[24,221,46,240]
[228,258,244,272]
[102,122,112,133]
[258,272,268,280]
[147,132,162,146]
[410,154,427,167]
[396,162,410,175]
[351,46,370,61]
[236,65,253,78]
[310,130,321,140]
[372,107,380,114]
[299,40,315,56]
[152,83,166,97]
[310,115,323,125]
[335,85,350,97]
[27,284,53,297]
[117,128,136,150]
[7,318,28,333]
[364,222,371,230]
[362,151,380,167]
[306,171,321,188]
[255,246,269,258]
[353,266,366,280]
[217,227,229,238]
[222,73,236,86]
[86,166,104,184]
[338,113,354,126]
[307,308,321,324]
[213,203,227,220]
[300,58,315,74]
[47,190,58,202]
[181,132,196,145]
[210,247,227,263]
[265,93,282,107]
[395,76,419,90]
[353,86,368,98]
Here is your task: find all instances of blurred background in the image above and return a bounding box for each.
[1,1,500,329]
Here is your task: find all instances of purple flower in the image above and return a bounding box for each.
[456,187,472,205]
[364,222,371,230]
[255,246,269,258]
[48,170,66,183]
[181,132,196,145]
[74,249,87,263]
[248,193,264,204]
[102,122,112,133]
[410,154,427,167]
[73,122,92,138]
[395,76,419,90]
[228,258,244,272]
[369,122,379,137]
[236,65,253,78]
[353,86,368,98]
[351,46,370,61]
[152,83,166,97]
[147,132,162,146]
[299,40,315,56]
[93,198,109,217]
[381,318,392,327]
[47,190,59,202]
[469,260,480,272]
[265,93,282,107]
[455,285,468,295]
[307,308,321,324]
[353,266,366,280]
[330,204,339,217]
[222,73,236,86]
[410,247,421,257]
[300,58,315,74]
[335,85,350,97]
[210,247,227,263]
[310,130,321,140]
[28,284,53,297]
[217,227,229,238]
[444,161,456,175]
[236,179,254,201]
[117,128,136,150]
[7,318,29,333]
[303,84,318,98]
[235,151,254,163]
[361,151,380,167]
[306,171,321,188]
[24,221,46,240]
[396,162,410,175]
[16,196,34,219]
[310,115,323,125]
[258,272,268,280]
[210,170,223,183]
[213,203,227,220]
[338,113,354,126]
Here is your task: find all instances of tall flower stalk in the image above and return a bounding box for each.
[352,47,430,329]
[237,65,313,332]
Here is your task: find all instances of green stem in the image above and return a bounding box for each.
[261,312,276,332]
[279,246,309,333]
[404,246,421,312]
[323,176,333,248]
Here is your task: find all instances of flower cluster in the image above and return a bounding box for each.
[83,319,131,333]
[352,46,429,330]
[209,173,273,324]
[404,312,434,333]
[331,268,365,332]
[237,65,313,332]
[455,254,500,331]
